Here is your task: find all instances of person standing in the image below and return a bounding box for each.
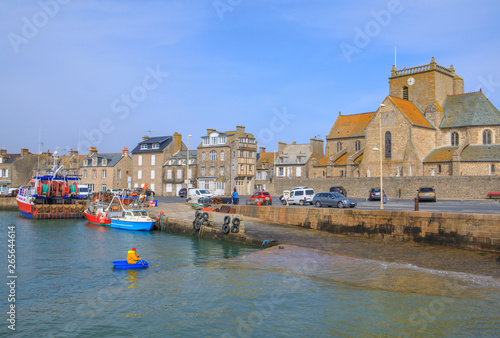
[232,188,239,205]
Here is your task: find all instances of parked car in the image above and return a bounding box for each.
[287,187,315,205]
[249,191,272,205]
[417,187,436,202]
[368,188,385,201]
[313,192,357,208]
[329,186,347,197]
[188,188,213,200]
[178,188,187,198]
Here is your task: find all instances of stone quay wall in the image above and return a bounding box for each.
[0,198,18,211]
[234,205,500,253]
[271,176,500,200]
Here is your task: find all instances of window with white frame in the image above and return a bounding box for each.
[141,144,147,150]
[138,170,142,179]
[240,164,244,172]
[221,151,225,160]
[102,159,107,166]
[167,170,172,179]
[151,170,155,179]
[152,143,159,149]
[249,165,252,172]
[151,155,155,165]
[138,156,142,166]
[211,136,217,144]
[278,167,284,176]
[177,169,182,179]
[92,169,97,179]
[83,169,87,179]
[203,137,209,145]
[209,150,217,161]
[219,136,226,144]
[102,169,106,178]
[216,181,224,190]
[102,184,106,191]
[188,169,192,179]
[296,167,302,177]
[210,166,215,175]
[117,169,121,179]
[220,166,224,175]
[202,166,206,175]
[92,157,97,166]
[166,184,172,192]
[202,152,206,161]
[85,159,89,166]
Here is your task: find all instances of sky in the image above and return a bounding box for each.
[1,0,500,155]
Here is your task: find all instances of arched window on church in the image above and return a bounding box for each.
[402,86,409,100]
[451,132,459,146]
[385,131,392,159]
[337,142,342,152]
[483,129,492,144]
[355,140,361,152]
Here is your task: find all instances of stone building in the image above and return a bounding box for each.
[326,57,500,178]
[79,147,132,192]
[0,148,39,194]
[131,133,185,196]
[255,147,277,191]
[163,150,197,196]
[197,125,256,196]
[274,139,324,180]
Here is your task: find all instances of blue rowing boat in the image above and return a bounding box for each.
[113,260,149,269]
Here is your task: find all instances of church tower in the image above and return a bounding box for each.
[388,57,464,126]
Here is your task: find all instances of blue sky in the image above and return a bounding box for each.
[1,0,500,155]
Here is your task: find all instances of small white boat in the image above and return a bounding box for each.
[110,209,155,231]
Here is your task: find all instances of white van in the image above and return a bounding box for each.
[188,188,213,200]
[287,187,315,205]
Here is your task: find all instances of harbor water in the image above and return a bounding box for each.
[1,211,499,337]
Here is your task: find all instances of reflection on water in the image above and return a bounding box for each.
[1,211,498,337]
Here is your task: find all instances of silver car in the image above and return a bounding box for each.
[313,192,357,208]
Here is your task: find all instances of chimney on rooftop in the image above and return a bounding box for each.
[122,147,129,157]
[69,149,78,159]
[142,135,150,142]
[278,142,286,154]
[0,149,7,156]
[259,146,266,155]
[88,147,98,156]
[236,125,245,133]
[207,128,216,135]
[21,148,29,157]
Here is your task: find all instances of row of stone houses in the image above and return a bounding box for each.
[3,57,498,196]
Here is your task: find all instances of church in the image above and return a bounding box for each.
[321,57,500,178]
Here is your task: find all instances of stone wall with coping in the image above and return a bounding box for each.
[272,176,500,200]
[233,205,500,253]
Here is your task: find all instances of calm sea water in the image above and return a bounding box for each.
[0,211,499,337]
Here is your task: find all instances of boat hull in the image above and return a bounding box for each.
[17,196,83,219]
[84,210,111,226]
[110,219,155,231]
[113,260,149,269]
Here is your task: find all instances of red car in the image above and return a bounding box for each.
[249,191,272,205]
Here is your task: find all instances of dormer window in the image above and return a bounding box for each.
[296,157,302,164]
[92,157,97,166]
[262,163,266,169]
[152,143,160,149]
[102,159,107,166]
[203,137,209,145]
[141,144,147,150]
[85,159,89,166]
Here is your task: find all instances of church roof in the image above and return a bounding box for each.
[333,153,352,166]
[327,112,375,139]
[460,145,500,162]
[388,96,435,129]
[441,91,500,128]
[423,147,457,163]
[314,154,334,167]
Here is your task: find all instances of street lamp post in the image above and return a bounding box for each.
[186,135,191,192]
